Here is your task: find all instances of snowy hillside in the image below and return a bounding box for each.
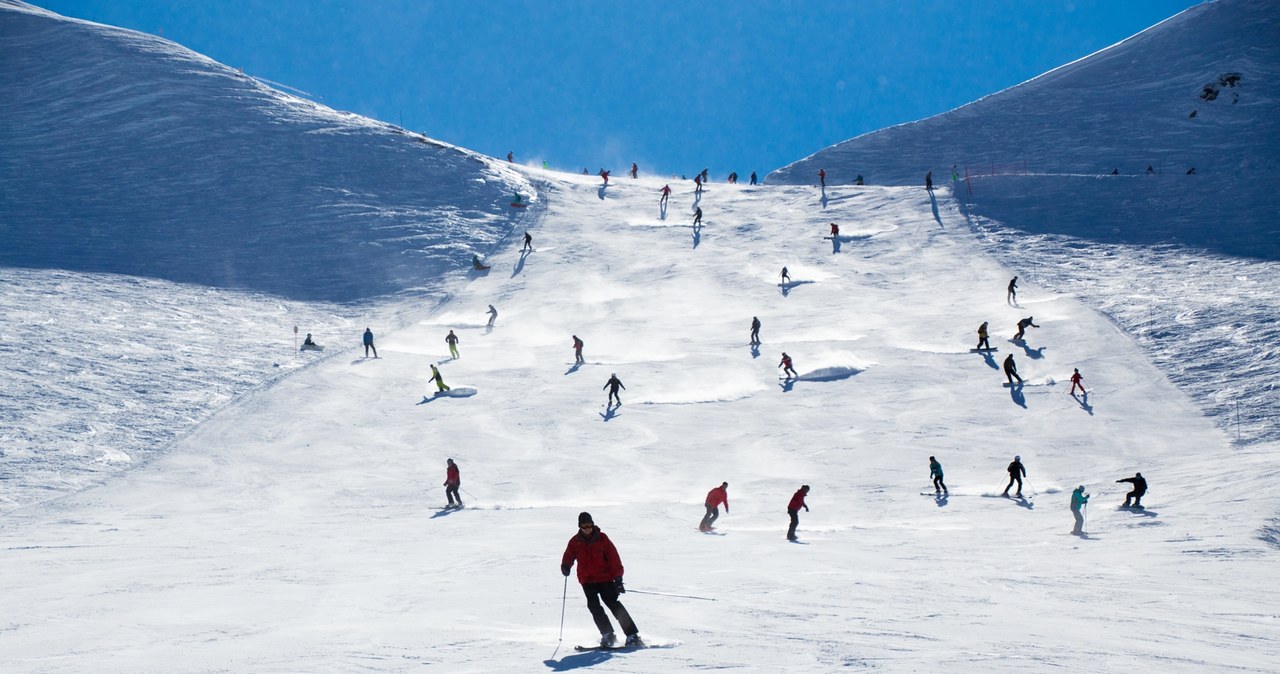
[773,0,1280,445]
[1,1,1279,672]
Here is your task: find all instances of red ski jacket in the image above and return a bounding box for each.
[562,527,625,584]
[705,486,729,511]
[788,489,808,511]
[445,464,459,486]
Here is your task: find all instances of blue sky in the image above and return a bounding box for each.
[40,0,1200,178]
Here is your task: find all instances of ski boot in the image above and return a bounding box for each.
[625,634,644,648]
[600,632,616,648]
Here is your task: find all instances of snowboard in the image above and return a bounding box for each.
[300,344,325,352]
[510,202,527,208]
[970,348,998,353]
[434,387,478,398]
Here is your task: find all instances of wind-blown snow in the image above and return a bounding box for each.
[1,1,1278,672]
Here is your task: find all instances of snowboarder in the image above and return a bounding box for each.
[728,171,738,184]
[930,456,947,495]
[749,171,758,186]
[446,330,460,359]
[1007,276,1018,304]
[1013,316,1039,341]
[1070,368,1086,395]
[660,184,671,205]
[779,352,797,379]
[786,485,810,541]
[512,192,525,207]
[472,254,490,271]
[1070,485,1090,535]
[486,305,498,328]
[818,168,826,187]
[1002,456,1026,498]
[507,151,513,162]
[1116,472,1147,508]
[692,207,703,227]
[780,267,791,285]
[700,482,729,531]
[573,335,585,364]
[1003,354,1023,385]
[829,223,839,237]
[630,162,638,179]
[750,316,761,345]
[854,174,863,185]
[362,327,377,358]
[522,231,533,252]
[976,321,991,351]
[444,458,462,508]
[694,174,703,194]
[303,333,316,347]
[430,363,449,393]
[604,373,625,406]
[925,171,933,191]
[599,169,610,184]
[561,512,642,648]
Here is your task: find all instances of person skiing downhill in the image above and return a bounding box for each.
[694,174,703,194]
[749,171,758,186]
[1070,368,1086,395]
[925,171,933,191]
[486,305,498,328]
[1013,316,1039,341]
[1007,276,1018,304]
[1003,354,1023,384]
[1002,456,1026,498]
[599,169,610,184]
[750,317,761,345]
[443,458,462,508]
[429,363,449,393]
[780,267,791,285]
[507,151,513,162]
[522,231,533,252]
[660,184,671,205]
[700,482,729,531]
[854,174,863,185]
[573,335,585,364]
[630,162,638,179]
[976,321,991,351]
[1070,485,1090,535]
[778,352,797,379]
[829,222,839,237]
[362,327,377,358]
[1116,472,1147,508]
[604,373,625,406]
[692,207,703,227]
[561,512,643,648]
[786,485,810,541]
[446,330,460,359]
[930,456,947,495]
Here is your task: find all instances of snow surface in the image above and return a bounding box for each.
[2,1,1279,672]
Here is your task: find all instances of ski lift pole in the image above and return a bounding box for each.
[626,588,716,602]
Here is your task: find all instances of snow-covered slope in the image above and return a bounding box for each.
[0,0,535,303]
[1,1,1278,671]
[772,0,1280,446]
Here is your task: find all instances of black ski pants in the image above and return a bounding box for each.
[933,475,947,493]
[787,508,800,540]
[582,582,638,637]
[1003,475,1023,496]
[1124,490,1145,507]
[445,484,461,505]
[699,505,720,530]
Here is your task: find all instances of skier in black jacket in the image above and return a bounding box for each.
[1002,456,1026,498]
[604,374,625,406]
[1116,473,1148,508]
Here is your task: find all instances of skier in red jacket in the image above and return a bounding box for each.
[443,458,461,508]
[818,168,826,187]
[1070,368,1086,395]
[699,482,729,532]
[787,485,810,541]
[561,512,642,648]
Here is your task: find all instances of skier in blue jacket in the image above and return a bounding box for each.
[1070,485,1090,535]
[362,327,378,358]
[929,456,947,495]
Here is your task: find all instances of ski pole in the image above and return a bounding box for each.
[551,574,568,660]
[627,588,716,602]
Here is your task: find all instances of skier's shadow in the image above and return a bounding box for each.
[929,190,943,227]
[1008,384,1027,408]
[820,188,829,209]
[1013,495,1035,510]
[1073,392,1094,415]
[512,250,529,278]
[831,236,841,254]
[545,650,613,670]
[1120,507,1158,518]
[779,280,813,297]
[599,404,620,422]
[981,352,998,370]
[692,225,702,249]
[564,362,582,376]
[597,184,608,200]
[659,202,668,220]
[417,395,440,405]
[429,508,461,519]
[779,378,796,392]
[750,344,760,359]
[934,493,949,508]
[1021,344,1046,359]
